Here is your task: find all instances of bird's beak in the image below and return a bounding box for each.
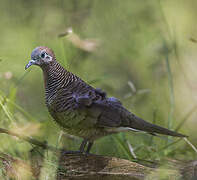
[25,60,36,70]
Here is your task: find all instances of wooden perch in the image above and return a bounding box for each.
[57,154,151,180]
[57,153,197,180]
[0,127,196,180]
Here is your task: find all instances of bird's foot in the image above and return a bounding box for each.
[62,150,83,155]
[61,150,93,156]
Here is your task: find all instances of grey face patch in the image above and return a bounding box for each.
[31,47,41,61]
[25,47,54,70]
[30,48,53,66]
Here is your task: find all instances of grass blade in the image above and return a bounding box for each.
[183,137,197,154]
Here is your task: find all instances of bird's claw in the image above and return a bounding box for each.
[62,150,83,155]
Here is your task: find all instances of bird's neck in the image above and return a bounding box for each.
[41,60,71,101]
[42,61,64,85]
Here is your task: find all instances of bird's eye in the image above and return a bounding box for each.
[40,52,45,58]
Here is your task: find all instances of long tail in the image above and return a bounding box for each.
[128,114,187,137]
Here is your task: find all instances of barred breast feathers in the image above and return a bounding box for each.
[43,60,97,108]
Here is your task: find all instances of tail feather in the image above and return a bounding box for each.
[128,114,187,137]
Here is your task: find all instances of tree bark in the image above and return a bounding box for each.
[56,153,197,180]
[0,128,196,180]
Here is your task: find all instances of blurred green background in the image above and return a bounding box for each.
[0,0,197,178]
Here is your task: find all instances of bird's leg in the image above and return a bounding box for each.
[61,139,88,155]
[62,140,92,155]
[79,139,88,153]
[85,141,94,154]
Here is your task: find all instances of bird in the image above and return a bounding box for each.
[25,46,187,154]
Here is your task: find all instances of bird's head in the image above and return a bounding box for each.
[25,46,55,70]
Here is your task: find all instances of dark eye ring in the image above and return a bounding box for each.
[41,52,45,58]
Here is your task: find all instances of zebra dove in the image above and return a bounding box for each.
[25,46,187,153]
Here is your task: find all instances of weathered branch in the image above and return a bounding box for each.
[57,153,197,180]
[0,127,196,180]
[57,154,151,180]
